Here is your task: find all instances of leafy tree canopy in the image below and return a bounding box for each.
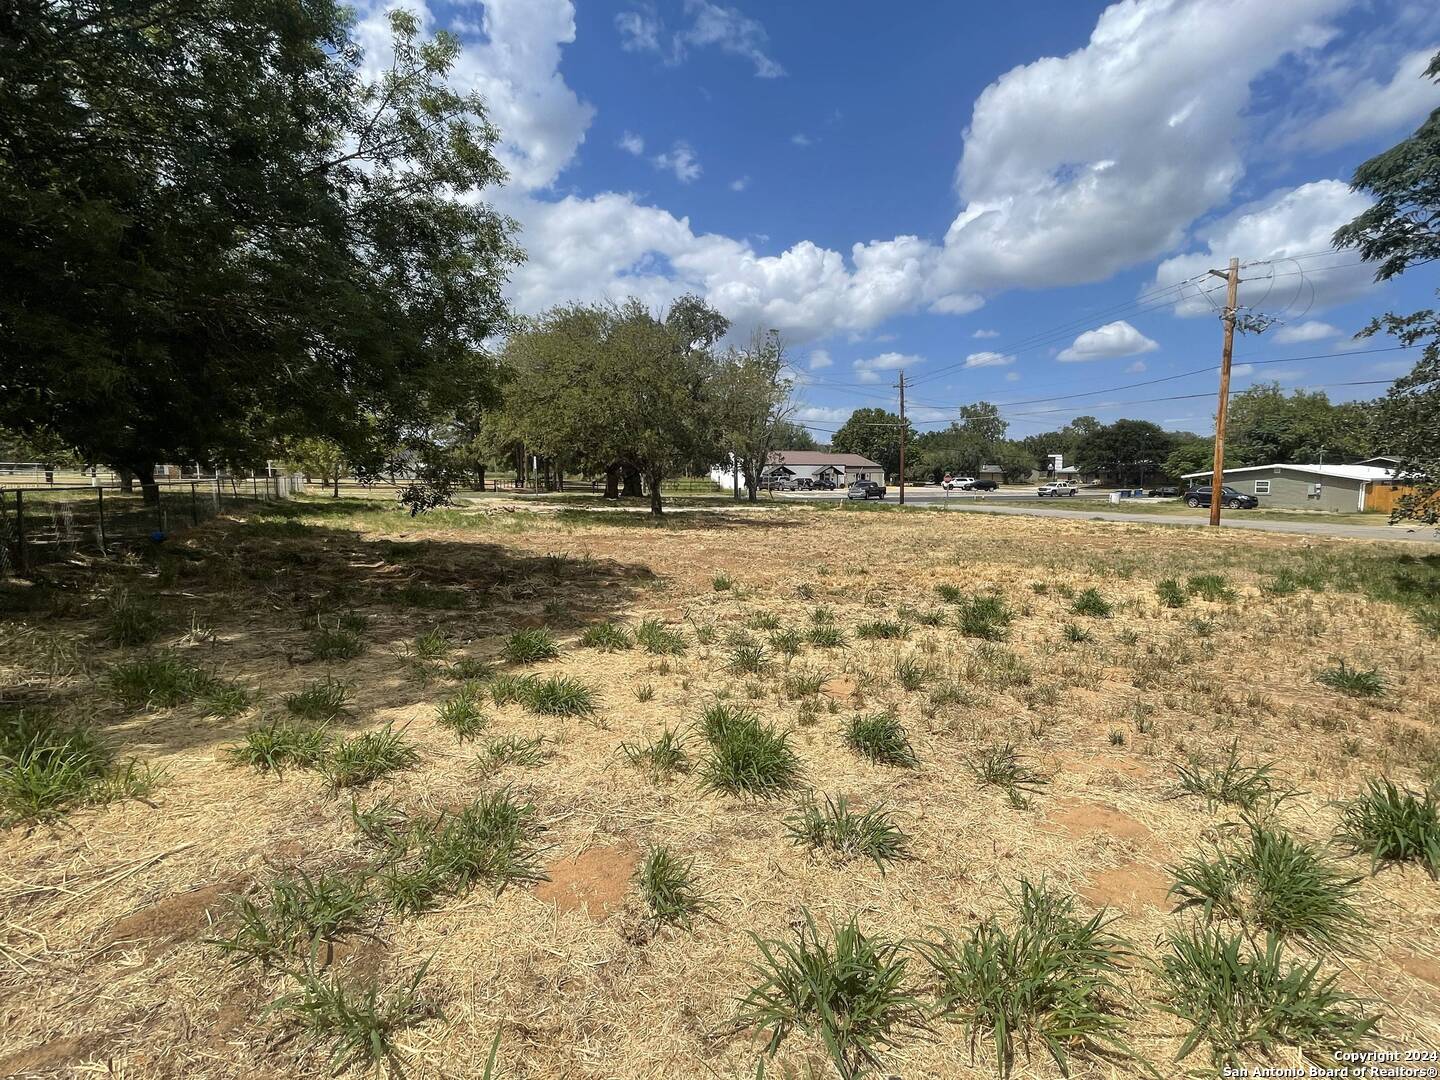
[830,408,912,477]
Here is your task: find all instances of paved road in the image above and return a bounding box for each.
[881,499,1438,543]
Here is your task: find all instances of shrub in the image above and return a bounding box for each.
[784,793,911,871]
[738,911,927,1079]
[1173,741,1294,812]
[921,880,1138,1078]
[322,725,419,788]
[227,719,332,773]
[1334,778,1440,878]
[435,682,489,741]
[1317,661,1384,698]
[1169,825,1366,953]
[621,726,690,780]
[846,710,917,767]
[1156,579,1188,608]
[699,709,800,798]
[1069,588,1112,618]
[1158,930,1379,1070]
[102,588,163,646]
[285,677,352,723]
[635,619,687,655]
[579,621,632,651]
[107,652,220,709]
[502,628,559,664]
[637,845,707,927]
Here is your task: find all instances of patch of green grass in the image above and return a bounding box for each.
[810,605,836,624]
[784,792,911,871]
[633,682,656,703]
[894,653,934,692]
[273,960,432,1077]
[1316,660,1384,698]
[106,652,221,709]
[738,910,927,1080]
[579,621,633,651]
[445,657,491,681]
[1186,574,1236,602]
[1156,579,1187,608]
[488,672,537,706]
[102,588,164,646]
[727,638,771,675]
[855,619,910,640]
[637,845,707,927]
[921,880,1138,1078]
[285,677,352,723]
[0,710,161,826]
[412,626,451,660]
[435,682,490,741]
[806,624,847,648]
[713,573,734,591]
[321,725,419,788]
[845,710,917,767]
[1069,588,1112,618]
[769,628,803,656]
[307,617,366,661]
[957,595,1013,641]
[1173,741,1294,812]
[635,619,687,655]
[1158,929,1379,1070]
[1334,778,1440,878]
[746,611,782,631]
[621,725,690,780]
[1169,825,1366,953]
[502,628,560,664]
[475,734,548,775]
[521,675,597,717]
[782,666,826,699]
[1061,622,1091,643]
[969,743,1049,800]
[200,682,253,718]
[913,607,947,627]
[226,718,332,774]
[936,583,964,603]
[213,868,373,966]
[699,708,800,799]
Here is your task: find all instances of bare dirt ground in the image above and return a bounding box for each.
[1,498,1438,1078]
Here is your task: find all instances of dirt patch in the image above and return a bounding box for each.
[533,845,637,920]
[105,876,247,959]
[823,675,859,700]
[0,1034,108,1076]
[322,935,390,980]
[1042,799,1152,843]
[1079,861,1172,914]
[1396,950,1440,989]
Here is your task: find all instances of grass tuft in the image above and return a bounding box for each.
[1186,574,1236,602]
[855,619,910,640]
[1,709,161,826]
[1316,660,1384,698]
[273,960,432,1077]
[784,792,911,871]
[806,624,847,648]
[107,652,221,709]
[1333,778,1440,878]
[475,734,548,775]
[321,725,419,788]
[637,844,707,927]
[502,628,560,664]
[102,588,164,646]
[621,725,690,780]
[738,910,927,1080]
[227,718,331,774]
[635,619,687,655]
[307,616,366,661]
[285,677,351,723]
[579,621,633,651]
[699,706,800,798]
[435,682,490,741]
[956,595,1013,641]
[1069,588,1112,618]
[521,675,597,716]
[1156,579,1188,608]
[845,710,917,768]
[1173,741,1294,812]
[969,742,1049,803]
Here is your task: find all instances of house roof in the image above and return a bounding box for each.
[767,450,882,468]
[1181,463,1398,482]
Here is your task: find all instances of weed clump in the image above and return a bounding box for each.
[102,588,164,646]
[1,709,161,826]
[227,718,332,773]
[580,621,632,651]
[1334,778,1440,878]
[285,677,351,723]
[321,725,419,788]
[621,725,690,780]
[1069,588,1112,618]
[845,710,917,768]
[698,704,800,798]
[1317,661,1384,698]
[503,628,559,664]
[784,793,911,871]
[1173,741,1294,812]
[435,683,490,740]
[635,619,687,655]
[637,845,707,927]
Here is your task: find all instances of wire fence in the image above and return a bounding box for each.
[0,475,305,575]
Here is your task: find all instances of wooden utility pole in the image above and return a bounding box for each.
[1207,257,1241,527]
[897,370,907,505]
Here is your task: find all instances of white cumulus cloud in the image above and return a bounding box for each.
[1293,46,1440,151]
[808,348,833,370]
[964,351,1014,368]
[1273,320,1342,344]
[853,351,921,384]
[618,131,645,156]
[652,141,701,183]
[1057,320,1160,362]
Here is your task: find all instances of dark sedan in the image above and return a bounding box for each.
[1147,486,1180,498]
[1184,485,1258,509]
[968,479,998,491]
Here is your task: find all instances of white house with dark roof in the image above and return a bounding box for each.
[709,450,886,491]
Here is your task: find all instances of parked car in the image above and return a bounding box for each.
[1184,485,1258,509]
[813,477,838,490]
[941,475,975,491]
[1036,481,1078,497]
[1147,486,1180,498]
[846,481,886,500]
[969,479,999,491]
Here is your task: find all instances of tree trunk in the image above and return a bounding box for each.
[118,467,135,494]
[332,468,340,497]
[622,467,643,498]
[604,464,621,500]
[648,470,664,516]
[137,463,160,506]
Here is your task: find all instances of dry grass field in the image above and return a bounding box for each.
[2,497,1439,1079]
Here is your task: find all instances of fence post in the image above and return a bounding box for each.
[14,490,27,575]
[97,487,107,553]
[190,481,199,525]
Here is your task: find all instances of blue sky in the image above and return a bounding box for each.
[362,0,1440,443]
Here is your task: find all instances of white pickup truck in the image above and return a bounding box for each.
[1036,481,1078,497]
[941,475,975,491]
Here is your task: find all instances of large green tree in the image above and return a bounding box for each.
[1076,419,1177,486]
[1225,384,1376,466]
[1334,49,1440,522]
[830,408,912,478]
[0,0,518,505]
[713,331,796,501]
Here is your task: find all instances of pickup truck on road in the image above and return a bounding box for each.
[1036,481,1078,497]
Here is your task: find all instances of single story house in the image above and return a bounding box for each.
[711,450,885,490]
[1180,462,1410,513]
